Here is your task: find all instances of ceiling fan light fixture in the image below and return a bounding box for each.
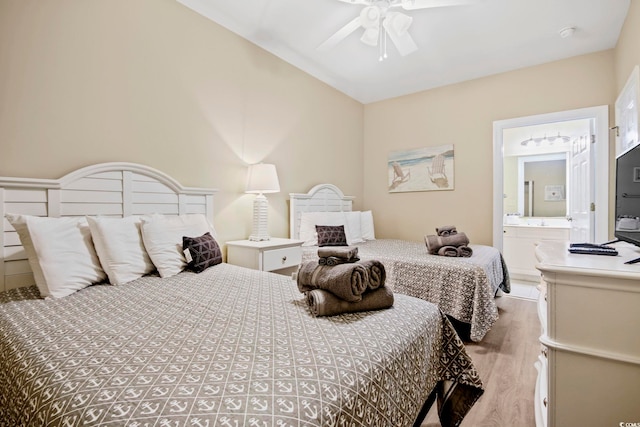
[360,6,381,28]
[387,12,413,35]
[361,27,380,46]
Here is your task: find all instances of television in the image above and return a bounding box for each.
[614,143,640,253]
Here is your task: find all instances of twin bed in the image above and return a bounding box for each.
[289,184,510,342]
[0,163,482,427]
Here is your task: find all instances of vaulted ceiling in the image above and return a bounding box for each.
[176,0,630,104]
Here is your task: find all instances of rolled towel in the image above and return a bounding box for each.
[319,256,361,266]
[358,259,386,290]
[436,225,457,236]
[317,246,359,261]
[424,232,470,254]
[297,261,368,302]
[306,287,394,317]
[437,246,459,257]
[457,245,473,258]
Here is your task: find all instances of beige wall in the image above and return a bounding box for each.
[364,51,616,245]
[0,0,364,244]
[615,0,640,92]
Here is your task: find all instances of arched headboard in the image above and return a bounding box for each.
[0,162,218,291]
[289,183,354,239]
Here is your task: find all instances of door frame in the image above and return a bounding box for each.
[492,105,609,251]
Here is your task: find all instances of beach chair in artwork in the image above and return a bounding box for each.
[391,161,411,184]
[428,154,449,188]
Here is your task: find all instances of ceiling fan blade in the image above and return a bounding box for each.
[383,14,418,56]
[317,16,363,51]
[400,0,477,11]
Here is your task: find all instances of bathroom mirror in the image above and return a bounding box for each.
[504,153,568,218]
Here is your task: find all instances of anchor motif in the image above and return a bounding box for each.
[252,382,269,393]
[110,403,132,418]
[228,383,245,393]
[224,398,242,411]
[218,416,239,427]
[178,386,195,395]
[300,382,316,395]
[84,408,104,423]
[250,397,268,411]
[276,398,295,413]
[247,418,268,427]
[276,381,293,393]
[322,384,338,401]
[152,386,170,397]
[125,388,143,399]
[190,417,211,427]
[197,399,216,411]
[71,393,90,408]
[301,400,318,419]
[169,399,188,413]
[140,402,160,415]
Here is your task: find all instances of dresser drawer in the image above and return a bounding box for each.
[263,246,302,271]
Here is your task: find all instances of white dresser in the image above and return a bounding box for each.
[534,241,640,427]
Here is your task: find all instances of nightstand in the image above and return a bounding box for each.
[226,238,304,275]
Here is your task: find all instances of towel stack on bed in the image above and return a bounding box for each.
[425,226,474,257]
[297,247,393,317]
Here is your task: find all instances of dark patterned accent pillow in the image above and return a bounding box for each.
[316,225,348,247]
[182,232,222,273]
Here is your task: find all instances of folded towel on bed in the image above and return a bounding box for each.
[297,261,369,302]
[305,287,394,317]
[357,259,386,289]
[438,245,459,257]
[457,245,473,257]
[317,246,359,261]
[436,225,458,236]
[319,256,361,266]
[425,232,470,254]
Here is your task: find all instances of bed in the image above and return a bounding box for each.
[0,163,482,427]
[289,184,510,342]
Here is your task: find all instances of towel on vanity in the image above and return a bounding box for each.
[297,261,368,302]
[306,287,394,317]
[457,245,473,258]
[425,232,470,254]
[438,246,459,257]
[436,225,458,236]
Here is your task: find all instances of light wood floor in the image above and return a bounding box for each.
[421,296,539,427]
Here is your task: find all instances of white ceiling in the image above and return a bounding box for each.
[176,0,630,104]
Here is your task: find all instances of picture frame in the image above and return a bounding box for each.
[388,144,454,193]
[615,65,639,157]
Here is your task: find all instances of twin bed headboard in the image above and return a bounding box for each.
[289,183,354,240]
[0,162,218,292]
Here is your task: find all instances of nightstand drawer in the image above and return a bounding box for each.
[263,246,302,271]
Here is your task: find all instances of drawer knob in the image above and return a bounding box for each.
[282,256,287,264]
[543,397,547,407]
[541,347,548,357]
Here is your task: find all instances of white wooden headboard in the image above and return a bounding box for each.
[0,162,218,292]
[289,184,354,239]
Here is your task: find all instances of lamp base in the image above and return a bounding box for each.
[249,193,271,241]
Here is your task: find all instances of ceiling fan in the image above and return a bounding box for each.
[318,0,477,60]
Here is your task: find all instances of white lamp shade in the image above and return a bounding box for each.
[245,163,280,194]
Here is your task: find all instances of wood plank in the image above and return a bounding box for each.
[4,188,47,202]
[131,204,179,215]
[60,190,122,203]
[5,273,35,290]
[64,178,123,192]
[131,181,173,194]
[5,259,31,275]
[4,246,27,261]
[60,203,123,216]
[4,202,47,216]
[87,171,123,180]
[3,231,20,246]
[421,296,538,427]
[133,192,179,204]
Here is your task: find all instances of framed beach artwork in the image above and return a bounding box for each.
[388,144,454,193]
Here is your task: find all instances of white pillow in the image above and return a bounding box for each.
[361,210,376,240]
[298,211,364,246]
[140,214,216,278]
[342,211,365,244]
[5,214,107,299]
[87,216,155,285]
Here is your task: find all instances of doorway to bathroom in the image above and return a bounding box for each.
[492,105,609,282]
